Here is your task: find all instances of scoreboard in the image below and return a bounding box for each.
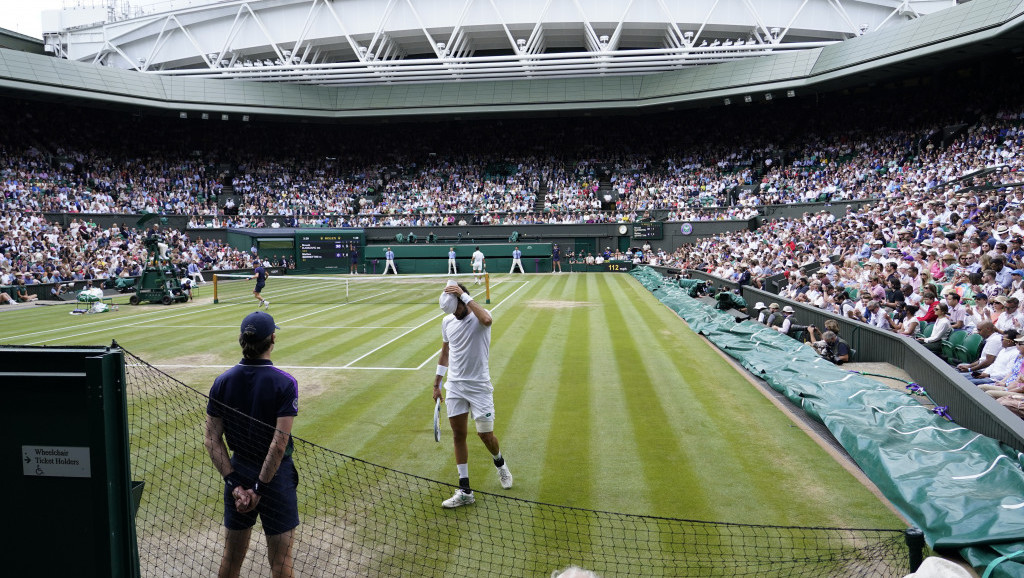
[295,230,363,270]
[632,221,663,240]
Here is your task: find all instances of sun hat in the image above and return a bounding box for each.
[753,302,766,310]
[782,305,795,313]
[439,279,460,314]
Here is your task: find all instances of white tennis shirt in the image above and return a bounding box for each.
[442,309,491,384]
[472,250,484,266]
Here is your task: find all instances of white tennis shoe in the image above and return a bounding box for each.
[497,464,513,489]
[442,488,475,508]
[262,300,270,309]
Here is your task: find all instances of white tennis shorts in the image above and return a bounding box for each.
[444,380,495,425]
[473,263,483,272]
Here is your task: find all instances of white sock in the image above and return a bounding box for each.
[457,463,469,479]
[491,450,502,461]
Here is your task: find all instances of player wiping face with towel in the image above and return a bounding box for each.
[433,280,513,508]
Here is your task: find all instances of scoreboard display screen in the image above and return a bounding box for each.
[632,221,663,240]
[295,231,362,269]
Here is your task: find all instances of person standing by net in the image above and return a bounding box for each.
[384,247,398,275]
[510,246,525,274]
[204,311,299,578]
[249,262,269,309]
[448,247,458,274]
[434,281,513,508]
[471,246,485,285]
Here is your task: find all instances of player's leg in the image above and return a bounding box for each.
[443,396,475,507]
[471,392,512,489]
[219,527,253,578]
[265,529,296,578]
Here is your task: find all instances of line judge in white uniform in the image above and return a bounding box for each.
[509,246,524,274]
[433,281,512,508]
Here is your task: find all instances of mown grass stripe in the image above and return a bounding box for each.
[594,275,708,517]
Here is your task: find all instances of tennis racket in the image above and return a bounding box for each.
[433,398,441,442]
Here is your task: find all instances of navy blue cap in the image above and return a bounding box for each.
[240,311,279,341]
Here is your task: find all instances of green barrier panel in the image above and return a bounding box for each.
[632,266,1024,578]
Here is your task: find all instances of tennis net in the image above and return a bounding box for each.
[212,272,492,305]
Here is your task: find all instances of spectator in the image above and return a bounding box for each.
[918,302,952,353]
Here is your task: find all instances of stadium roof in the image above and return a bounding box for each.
[3,0,1023,120]
[43,0,957,86]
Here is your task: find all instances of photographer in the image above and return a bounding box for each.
[806,324,851,365]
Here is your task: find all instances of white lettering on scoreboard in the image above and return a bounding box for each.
[22,446,91,478]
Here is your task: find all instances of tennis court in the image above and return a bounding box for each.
[0,272,901,528]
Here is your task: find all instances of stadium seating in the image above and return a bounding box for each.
[941,330,967,364]
[955,333,985,365]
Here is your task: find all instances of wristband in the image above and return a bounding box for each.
[460,293,472,304]
[224,472,246,489]
[252,479,268,496]
[436,365,447,377]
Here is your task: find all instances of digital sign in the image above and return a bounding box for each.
[295,231,362,269]
[632,221,663,240]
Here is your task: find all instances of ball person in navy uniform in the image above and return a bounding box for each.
[205,311,299,578]
[434,282,513,508]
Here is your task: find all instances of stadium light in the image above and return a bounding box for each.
[765,93,773,101]
[201,113,209,120]
[787,90,796,98]
[743,95,752,103]
[241,115,249,122]
[723,98,731,105]
[179,112,187,119]
[221,114,229,121]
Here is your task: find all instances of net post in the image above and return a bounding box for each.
[212,274,219,304]
[905,527,925,572]
[485,273,490,304]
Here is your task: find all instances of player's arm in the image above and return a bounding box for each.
[465,298,492,326]
[434,342,449,402]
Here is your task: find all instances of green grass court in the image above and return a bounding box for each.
[0,272,902,529]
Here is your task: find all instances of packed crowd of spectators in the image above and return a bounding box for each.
[2,77,983,228]
[0,210,257,302]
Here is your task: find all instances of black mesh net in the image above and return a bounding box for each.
[125,346,915,577]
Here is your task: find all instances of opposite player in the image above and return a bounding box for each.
[448,247,458,274]
[205,311,299,578]
[471,246,485,285]
[434,282,512,508]
[510,246,524,274]
[552,243,562,273]
[384,247,397,275]
[249,263,269,309]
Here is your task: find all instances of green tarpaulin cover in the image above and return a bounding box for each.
[632,267,1024,577]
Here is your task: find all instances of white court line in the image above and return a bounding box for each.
[1,302,239,342]
[145,364,419,371]
[141,325,417,330]
[18,304,248,345]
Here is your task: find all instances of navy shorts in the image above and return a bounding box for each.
[223,457,299,536]
[254,282,265,293]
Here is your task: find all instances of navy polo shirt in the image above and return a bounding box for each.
[208,358,298,463]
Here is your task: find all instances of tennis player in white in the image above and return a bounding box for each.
[471,246,485,285]
[434,281,512,508]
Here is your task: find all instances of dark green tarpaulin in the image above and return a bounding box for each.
[632,267,1024,578]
